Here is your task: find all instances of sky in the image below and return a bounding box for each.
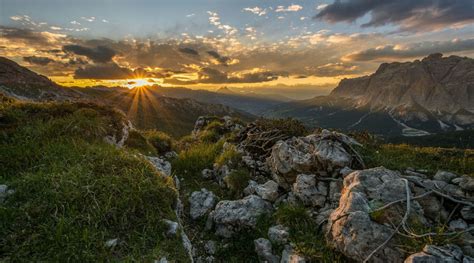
[1,0,474,98]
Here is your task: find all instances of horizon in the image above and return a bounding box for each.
[1,0,474,99]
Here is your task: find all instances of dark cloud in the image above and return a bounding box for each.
[310,63,360,76]
[74,63,133,79]
[207,51,231,65]
[179,47,199,56]
[63,45,116,63]
[315,0,474,32]
[0,26,51,44]
[343,38,474,61]
[23,56,54,65]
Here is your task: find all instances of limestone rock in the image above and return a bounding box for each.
[268,225,289,245]
[163,219,179,237]
[292,174,327,207]
[433,170,459,183]
[205,240,216,255]
[189,189,218,220]
[404,244,473,263]
[147,156,172,176]
[254,238,280,263]
[211,195,273,237]
[267,130,363,189]
[243,180,258,196]
[280,245,306,263]
[255,180,280,202]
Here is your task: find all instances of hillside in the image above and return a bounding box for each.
[0,57,254,137]
[266,54,474,137]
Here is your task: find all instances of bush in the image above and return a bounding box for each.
[124,130,157,155]
[143,130,174,154]
[0,101,188,261]
[198,129,220,143]
[215,145,242,169]
[224,168,251,197]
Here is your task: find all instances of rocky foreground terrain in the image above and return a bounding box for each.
[1,94,473,262]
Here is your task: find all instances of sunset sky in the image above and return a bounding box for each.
[1,0,473,98]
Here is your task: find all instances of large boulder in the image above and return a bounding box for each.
[189,188,218,220]
[267,130,363,189]
[211,195,273,237]
[404,244,473,263]
[326,167,428,263]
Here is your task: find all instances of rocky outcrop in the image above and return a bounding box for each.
[404,244,474,263]
[267,130,364,189]
[146,156,172,177]
[189,189,218,220]
[210,195,273,237]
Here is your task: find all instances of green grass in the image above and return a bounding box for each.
[142,129,174,154]
[358,143,474,176]
[274,204,347,262]
[224,168,251,198]
[215,145,242,169]
[124,130,157,155]
[0,100,188,261]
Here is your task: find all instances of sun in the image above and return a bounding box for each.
[126,78,152,89]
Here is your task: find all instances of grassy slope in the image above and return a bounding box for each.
[0,98,188,261]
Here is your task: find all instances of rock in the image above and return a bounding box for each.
[268,225,289,244]
[243,180,258,196]
[339,166,353,177]
[189,189,218,220]
[327,167,428,262]
[211,195,273,237]
[461,206,474,221]
[280,245,306,263]
[433,170,459,183]
[105,238,118,248]
[404,244,472,263]
[205,240,216,255]
[292,174,327,207]
[163,219,179,237]
[452,175,474,192]
[0,184,9,202]
[267,130,363,189]
[254,238,280,263]
[155,257,168,263]
[201,169,214,179]
[147,156,172,176]
[255,180,280,202]
[449,219,468,231]
[164,151,178,159]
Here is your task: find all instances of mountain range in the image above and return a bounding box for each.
[266,54,474,136]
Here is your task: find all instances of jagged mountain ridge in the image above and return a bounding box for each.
[266,54,474,136]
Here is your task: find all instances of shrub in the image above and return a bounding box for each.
[124,130,157,155]
[224,168,251,197]
[215,145,242,169]
[198,129,220,143]
[143,130,174,154]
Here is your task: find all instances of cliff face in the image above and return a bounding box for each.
[330,54,474,115]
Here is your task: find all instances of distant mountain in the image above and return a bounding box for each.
[266,54,474,136]
[0,57,253,136]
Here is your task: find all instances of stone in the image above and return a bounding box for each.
[243,180,258,196]
[452,175,474,192]
[0,184,9,202]
[280,245,306,263]
[189,189,218,220]
[254,238,279,263]
[146,156,172,176]
[164,151,178,159]
[339,167,353,177]
[201,169,214,179]
[163,219,179,237]
[267,130,363,189]
[268,225,289,245]
[449,219,468,231]
[461,206,474,221]
[205,240,216,255]
[404,244,472,263]
[327,167,428,262]
[255,180,280,202]
[105,238,118,248]
[433,170,459,183]
[155,257,168,263]
[212,195,273,237]
[292,174,327,207]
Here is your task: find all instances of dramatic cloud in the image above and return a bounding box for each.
[74,63,132,79]
[207,51,230,65]
[276,5,303,12]
[23,56,54,65]
[0,26,65,45]
[310,63,360,76]
[179,47,199,56]
[316,0,474,32]
[63,45,116,63]
[343,38,474,61]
